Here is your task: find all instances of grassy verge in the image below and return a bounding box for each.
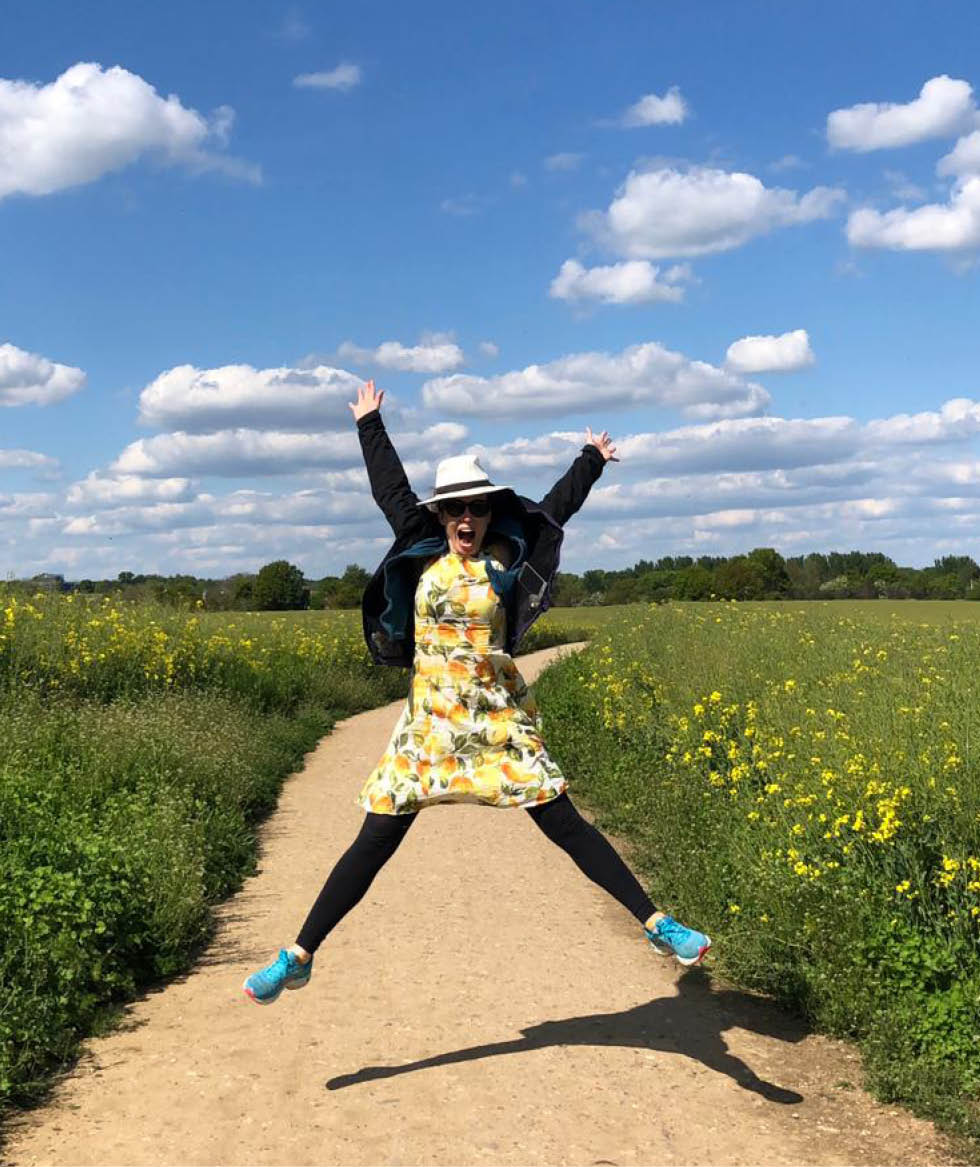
[534,601,980,1147]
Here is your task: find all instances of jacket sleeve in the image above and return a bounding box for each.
[356,411,431,540]
[536,444,606,527]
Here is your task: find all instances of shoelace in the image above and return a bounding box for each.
[652,916,688,947]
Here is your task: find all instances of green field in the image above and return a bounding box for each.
[536,599,980,1144]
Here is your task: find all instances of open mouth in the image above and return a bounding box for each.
[456,525,476,552]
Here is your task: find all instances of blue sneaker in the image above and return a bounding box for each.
[645,915,711,966]
[243,948,313,1004]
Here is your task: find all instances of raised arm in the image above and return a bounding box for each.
[536,427,618,527]
[351,381,431,541]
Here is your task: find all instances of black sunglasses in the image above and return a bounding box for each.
[441,497,491,518]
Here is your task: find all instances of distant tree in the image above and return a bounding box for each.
[582,569,606,595]
[552,572,587,606]
[746,547,790,597]
[252,560,308,610]
[319,564,372,609]
[604,575,642,604]
[714,556,767,600]
[673,565,714,600]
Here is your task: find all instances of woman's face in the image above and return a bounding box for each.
[438,496,491,558]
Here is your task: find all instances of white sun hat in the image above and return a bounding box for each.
[420,454,511,511]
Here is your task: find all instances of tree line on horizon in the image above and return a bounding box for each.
[12,549,980,609]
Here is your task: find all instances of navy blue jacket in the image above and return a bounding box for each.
[356,410,605,667]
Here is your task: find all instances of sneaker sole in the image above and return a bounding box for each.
[242,974,311,1004]
[243,980,282,1005]
[674,938,712,967]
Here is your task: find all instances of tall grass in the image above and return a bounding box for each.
[535,601,980,1142]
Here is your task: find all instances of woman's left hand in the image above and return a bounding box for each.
[586,427,619,462]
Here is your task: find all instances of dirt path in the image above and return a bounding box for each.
[5,644,954,1167]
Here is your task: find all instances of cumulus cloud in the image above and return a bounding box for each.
[66,472,196,507]
[847,175,980,251]
[0,62,257,199]
[0,342,85,406]
[549,258,691,305]
[938,130,980,178]
[864,397,980,444]
[478,340,499,358]
[582,166,845,259]
[22,394,980,576]
[827,75,976,152]
[138,363,362,433]
[111,422,466,477]
[0,492,56,518]
[63,485,379,537]
[337,335,464,374]
[293,63,362,91]
[843,87,980,254]
[725,329,815,374]
[615,415,860,475]
[620,87,688,127]
[0,448,58,470]
[422,340,769,420]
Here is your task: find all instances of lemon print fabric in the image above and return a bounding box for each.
[358,550,567,814]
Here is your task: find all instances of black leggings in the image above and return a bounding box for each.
[295,793,656,955]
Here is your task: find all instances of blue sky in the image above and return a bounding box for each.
[3,0,980,579]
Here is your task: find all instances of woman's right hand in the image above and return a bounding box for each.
[349,379,385,421]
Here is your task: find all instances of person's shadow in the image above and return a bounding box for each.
[326,968,805,1104]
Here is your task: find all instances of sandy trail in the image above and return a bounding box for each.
[5,644,953,1167]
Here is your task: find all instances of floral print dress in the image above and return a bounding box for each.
[357,550,567,814]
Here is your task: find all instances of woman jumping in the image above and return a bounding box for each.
[243,381,710,1004]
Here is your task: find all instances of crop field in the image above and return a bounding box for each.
[536,600,980,1139]
[3,591,979,1140]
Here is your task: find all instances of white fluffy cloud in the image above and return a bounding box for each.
[847,176,980,251]
[827,75,976,152]
[293,63,362,91]
[66,473,196,507]
[337,335,464,374]
[0,491,55,518]
[725,329,815,374]
[0,62,256,199]
[842,80,980,254]
[0,342,85,406]
[0,450,59,475]
[938,130,980,178]
[18,393,980,577]
[582,167,845,259]
[138,363,363,433]
[620,87,688,127]
[615,415,859,475]
[111,422,466,477]
[63,485,378,537]
[422,341,769,420]
[864,398,980,444]
[549,259,692,305]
